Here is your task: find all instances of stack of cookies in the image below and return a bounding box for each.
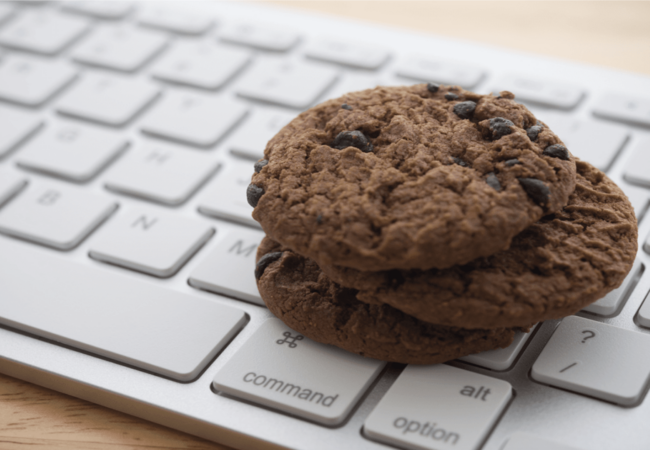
[246,84,638,364]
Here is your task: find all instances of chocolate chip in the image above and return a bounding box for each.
[518,178,550,207]
[505,158,521,166]
[246,183,264,207]
[486,172,501,191]
[452,157,469,167]
[543,144,570,161]
[331,130,373,153]
[526,125,543,142]
[254,159,268,173]
[453,101,477,120]
[488,117,515,140]
[537,120,543,127]
[427,83,440,93]
[255,252,283,280]
[341,103,353,110]
[317,214,323,224]
[444,93,459,101]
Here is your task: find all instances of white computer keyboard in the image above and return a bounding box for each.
[1,2,650,450]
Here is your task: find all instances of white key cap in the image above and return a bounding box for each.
[538,113,629,172]
[531,316,650,405]
[0,183,117,250]
[635,290,650,329]
[212,318,385,425]
[364,364,512,450]
[624,186,650,221]
[63,1,134,19]
[220,23,298,52]
[0,169,27,207]
[72,25,167,73]
[89,209,214,277]
[141,90,247,147]
[151,41,250,90]
[0,10,89,55]
[623,138,650,188]
[459,328,535,371]
[16,122,127,182]
[305,39,388,69]
[138,7,213,35]
[0,55,77,106]
[0,4,15,25]
[198,159,259,228]
[396,54,485,89]
[495,74,584,110]
[324,73,386,101]
[0,105,43,158]
[189,228,265,305]
[503,432,583,450]
[229,108,295,160]
[56,72,160,126]
[0,238,246,381]
[582,261,642,316]
[593,92,650,128]
[236,57,338,109]
[104,142,218,205]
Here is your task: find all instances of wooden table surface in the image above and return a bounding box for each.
[2,2,649,450]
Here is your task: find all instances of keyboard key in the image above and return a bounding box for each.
[0,55,77,106]
[323,73,386,101]
[364,364,512,450]
[531,316,650,405]
[395,54,485,89]
[0,237,247,381]
[189,227,265,305]
[229,108,295,160]
[220,23,298,52]
[62,1,134,19]
[502,432,584,450]
[537,113,629,172]
[494,74,584,109]
[56,72,160,126]
[151,41,251,90]
[16,122,128,182]
[89,208,214,277]
[0,105,43,158]
[236,57,338,109]
[625,187,650,222]
[138,7,213,35]
[0,183,117,250]
[72,24,168,72]
[582,261,642,316]
[0,10,89,55]
[0,169,27,207]
[459,328,535,371]
[623,138,650,188]
[593,92,650,128]
[636,290,650,329]
[212,318,385,425]
[198,159,259,228]
[0,4,15,25]
[305,39,388,69]
[104,142,219,205]
[140,90,247,147]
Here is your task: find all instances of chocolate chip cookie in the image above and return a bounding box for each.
[249,84,576,271]
[319,160,638,329]
[255,239,522,364]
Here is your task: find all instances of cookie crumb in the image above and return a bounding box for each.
[499,91,516,100]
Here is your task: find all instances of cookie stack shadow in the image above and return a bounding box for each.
[247,84,638,365]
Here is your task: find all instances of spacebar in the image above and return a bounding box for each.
[0,239,247,381]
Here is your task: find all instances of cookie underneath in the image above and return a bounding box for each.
[255,242,522,365]
[317,160,638,329]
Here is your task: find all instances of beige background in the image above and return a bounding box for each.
[2,2,650,450]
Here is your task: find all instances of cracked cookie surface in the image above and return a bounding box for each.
[318,161,638,329]
[255,239,520,364]
[250,84,576,271]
